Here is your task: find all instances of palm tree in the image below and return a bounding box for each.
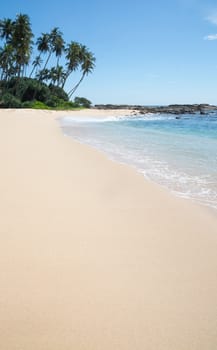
[38,27,65,72]
[0,18,14,43]
[12,14,33,78]
[0,18,15,81]
[36,68,50,82]
[36,32,50,71]
[29,55,42,78]
[62,41,81,89]
[0,44,16,80]
[50,27,65,67]
[68,46,95,98]
[53,65,66,87]
[48,67,58,85]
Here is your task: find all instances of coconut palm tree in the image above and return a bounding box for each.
[62,41,81,89]
[36,32,50,62]
[38,27,65,72]
[29,55,42,78]
[0,18,15,81]
[0,44,16,80]
[12,14,33,78]
[36,32,51,72]
[50,27,65,67]
[0,18,14,43]
[68,46,95,98]
[36,68,50,82]
[54,65,66,87]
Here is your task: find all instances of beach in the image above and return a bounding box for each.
[0,108,217,349]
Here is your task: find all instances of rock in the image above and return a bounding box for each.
[93,104,217,115]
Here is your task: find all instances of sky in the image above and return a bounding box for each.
[1,0,217,105]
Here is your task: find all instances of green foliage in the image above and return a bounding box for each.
[21,100,33,108]
[0,92,22,108]
[30,100,50,109]
[48,84,68,101]
[55,100,78,109]
[0,78,92,110]
[74,96,92,108]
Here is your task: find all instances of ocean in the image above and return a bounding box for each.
[60,113,217,210]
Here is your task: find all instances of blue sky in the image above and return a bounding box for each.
[1,0,217,105]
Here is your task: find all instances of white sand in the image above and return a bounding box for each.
[0,108,217,350]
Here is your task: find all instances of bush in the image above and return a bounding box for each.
[0,93,22,108]
[74,96,92,108]
[48,84,69,101]
[56,100,78,109]
[21,101,34,108]
[30,100,50,109]
[46,95,61,107]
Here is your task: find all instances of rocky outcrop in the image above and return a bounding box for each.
[94,104,217,115]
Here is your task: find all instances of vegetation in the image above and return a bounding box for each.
[0,13,95,109]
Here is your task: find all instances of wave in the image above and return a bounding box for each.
[60,113,217,211]
[61,113,176,125]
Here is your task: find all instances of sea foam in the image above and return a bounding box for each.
[60,113,217,210]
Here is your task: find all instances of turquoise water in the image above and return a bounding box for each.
[60,113,217,210]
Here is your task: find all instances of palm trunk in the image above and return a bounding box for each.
[61,69,71,89]
[43,50,52,71]
[29,65,36,78]
[68,73,85,99]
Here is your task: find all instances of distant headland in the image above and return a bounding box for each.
[94,104,217,115]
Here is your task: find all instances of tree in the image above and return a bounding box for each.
[29,55,42,78]
[68,46,95,98]
[0,18,16,80]
[50,27,65,67]
[36,68,50,82]
[63,41,81,89]
[12,14,33,78]
[38,27,65,72]
[0,18,14,42]
[51,65,66,87]
[74,96,92,108]
[36,32,50,71]
[0,44,15,80]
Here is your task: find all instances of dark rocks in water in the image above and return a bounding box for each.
[94,104,217,115]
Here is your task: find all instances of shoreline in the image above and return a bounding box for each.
[1,108,217,349]
[59,109,217,215]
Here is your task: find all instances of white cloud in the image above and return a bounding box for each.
[204,34,217,40]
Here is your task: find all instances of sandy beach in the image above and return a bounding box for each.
[0,108,217,350]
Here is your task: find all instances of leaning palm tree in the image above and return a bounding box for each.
[38,27,65,72]
[50,27,65,67]
[36,32,50,71]
[36,68,50,82]
[48,66,58,85]
[62,41,81,89]
[29,55,42,78]
[68,46,95,98]
[53,65,66,87]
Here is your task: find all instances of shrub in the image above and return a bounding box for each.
[74,96,92,108]
[30,100,50,109]
[22,101,34,108]
[0,93,22,108]
[48,84,69,101]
